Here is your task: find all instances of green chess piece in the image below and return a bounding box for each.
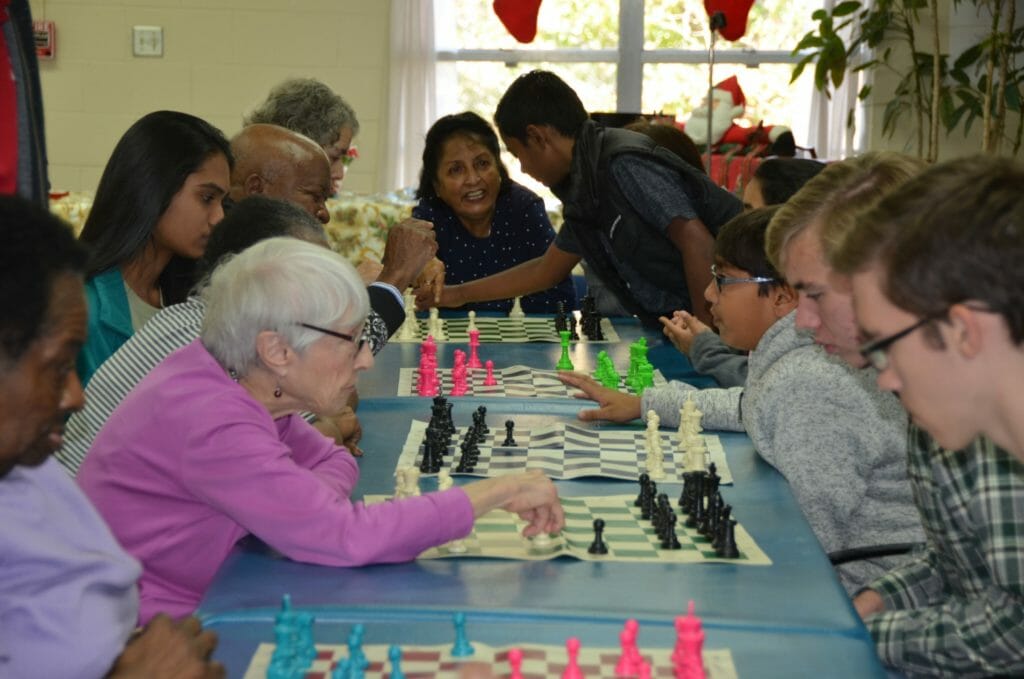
[556,330,574,371]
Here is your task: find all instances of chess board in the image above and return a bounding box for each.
[392,315,620,343]
[364,495,770,565]
[244,640,739,678]
[397,419,734,485]
[397,365,667,398]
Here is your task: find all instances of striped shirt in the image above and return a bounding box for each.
[866,428,1024,676]
[57,297,391,476]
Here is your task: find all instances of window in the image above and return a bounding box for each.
[434,0,823,195]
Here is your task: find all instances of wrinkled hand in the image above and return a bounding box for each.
[108,615,223,679]
[337,407,363,457]
[852,589,885,620]
[502,470,565,537]
[557,372,643,423]
[412,257,445,305]
[355,259,384,285]
[379,218,438,291]
[414,283,462,311]
[659,310,711,356]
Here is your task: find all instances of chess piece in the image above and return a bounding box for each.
[388,645,405,679]
[719,519,740,559]
[450,612,475,656]
[502,420,517,447]
[475,405,489,434]
[483,360,498,386]
[467,329,483,369]
[554,301,568,333]
[437,469,453,491]
[450,349,468,396]
[673,601,706,679]
[562,636,584,679]
[532,532,553,549]
[635,473,650,507]
[467,309,478,332]
[587,518,608,555]
[615,618,640,675]
[405,468,421,496]
[508,296,525,319]
[555,330,574,371]
[397,290,419,340]
[507,647,524,679]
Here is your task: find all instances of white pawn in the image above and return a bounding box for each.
[532,532,553,549]
[438,469,453,491]
[467,310,478,333]
[405,468,422,496]
[428,308,447,340]
[394,467,408,498]
[447,538,468,554]
[508,296,525,319]
[397,290,419,341]
[686,441,707,473]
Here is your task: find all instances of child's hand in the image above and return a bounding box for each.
[660,310,712,355]
[556,372,643,423]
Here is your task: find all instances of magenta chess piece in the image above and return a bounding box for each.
[507,647,524,679]
[562,636,584,679]
[483,359,498,386]
[467,329,483,369]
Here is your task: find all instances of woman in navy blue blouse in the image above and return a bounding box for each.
[413,112,576,314]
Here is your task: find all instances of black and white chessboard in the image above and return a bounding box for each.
[396,420,733,485]
[396,365,667,398]
[364,494,769,566]
[245,640,738,678]
[392,315,620,343]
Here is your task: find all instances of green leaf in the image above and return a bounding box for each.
[1005,83,1022,110]
[858,84,873,100]
[812,8,828,21]
[954,44,984,70]
[832,1,863,17]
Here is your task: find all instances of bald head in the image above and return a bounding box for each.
[230,124,333,224]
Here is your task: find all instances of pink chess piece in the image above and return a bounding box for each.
[562,636,583,679]
[507,647,524,679]
[451,350,468,396]
[482,359,498,386]
[418,337,439,396]
[467,329,483,369]
[615,619,640,676]
[673,601,705,679]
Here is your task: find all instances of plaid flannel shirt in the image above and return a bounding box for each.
[866,427,1024,677]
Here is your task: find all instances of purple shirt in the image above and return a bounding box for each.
[0,457,141,678]
[78,340,474,623]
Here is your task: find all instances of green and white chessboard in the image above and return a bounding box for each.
[392,315,620,343]
[244,640,738,678]
[365,494,770,565]
[396,365,667,398]
[397,419,734,485]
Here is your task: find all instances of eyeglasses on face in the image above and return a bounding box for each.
[710,264,777,292]
[858,304,994,371]
[297,322,370,353]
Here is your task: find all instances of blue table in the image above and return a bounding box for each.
[199,398,862,636]
[357,317,718,398]
[204,607,885,678]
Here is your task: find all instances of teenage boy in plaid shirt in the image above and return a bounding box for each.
[832,154,1024,676]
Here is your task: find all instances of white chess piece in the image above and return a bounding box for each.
[428,307,446,340]
[397,290,419,340]
[394,467,408,499]
[686,441,707,472]
[447,539,468,554]
[405,468,422,497]
[508,296,525,319]
[532,533,553,549]
[467,310,478,332]
[437,469,453,491]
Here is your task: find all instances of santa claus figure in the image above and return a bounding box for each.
[682,76,794,156]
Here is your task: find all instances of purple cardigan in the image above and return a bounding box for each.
[78,340,473,623]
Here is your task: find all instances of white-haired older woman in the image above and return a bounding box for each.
[78,238,563,624]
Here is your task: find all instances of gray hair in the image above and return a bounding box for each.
[244,79,360,148]
[201,237,369,376]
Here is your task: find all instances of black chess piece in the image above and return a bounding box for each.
[718,519,740,558]
[635,473,650,507]
[661,513,682,549]
[475,406,489,434]
[502,420,517,447]
[568,313,579,341]
[554,302,568,333]
[641,481,657,521]
[713,504,732,552]
[679,472,694,513]
[686,479,704,529]
[587,518,609,555]
[589,308,605,341]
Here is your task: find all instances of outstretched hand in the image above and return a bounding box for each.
[659,310,712,356]
[108,615,224,679]
[556,372,643,423]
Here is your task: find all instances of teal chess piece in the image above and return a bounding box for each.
[450,612,475,657]
[388,645,405,679]
[555,330,574,371]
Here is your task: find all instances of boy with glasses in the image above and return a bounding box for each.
[560,207,921,593]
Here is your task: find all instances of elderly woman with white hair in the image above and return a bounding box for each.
[78,238,564,624]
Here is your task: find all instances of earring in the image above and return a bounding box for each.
[274,385,282,398]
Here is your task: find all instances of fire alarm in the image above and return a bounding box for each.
[33,20,55,60]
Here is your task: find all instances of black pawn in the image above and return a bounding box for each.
[713,505,732,552]
[502,420,517,447]
[635,473,650,507]
[554,302,568,333]
[587,518,608,555]
[718,519,740,559]
[679,472,694,513]
[661,513,682,549]
[475,406,489,434]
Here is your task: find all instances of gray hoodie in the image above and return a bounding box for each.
[642,311,924,593]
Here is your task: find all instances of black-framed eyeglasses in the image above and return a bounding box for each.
[858,313,942,371]
[710,264,777,292]
[297,322,369,353]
